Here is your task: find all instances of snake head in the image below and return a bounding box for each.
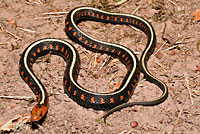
[31,104,48,122]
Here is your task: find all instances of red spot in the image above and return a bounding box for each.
[110,98,114,103]
[65,80,67,85]
[81,94,85,100]
[73,90,77,95]
[105,48,109,51]
[100,98,105,104]
[91,97,95,103]
[43,45,47,50]
[125,57,128,61]
[89,42,92,47]
[120,18,123,22]
[84,40,88,44]
[21,71,24,76]
[101,15,104,19]
[68,85,71,91]
[25,77,28,81]
[132,19,135,24]
[92,12,95,16]
[49,44,53,49]
[68,26,72,31]
[126,18,128,22]
[37,48,41,53]
[107,16,109,20]
[66,54,69,59]
[131,84,134,88]
[118,51,121,55]
[61,47,64,52]
[79,36,82,41]
[96,14,99,18]
[114,17,117,21]
[29,82,32,86]
[122,54,125,58]
[65,50,68,55]
[120,96,124,101]
[111,49,115,53]
[56,45,59,50]
[99,46,103,50]
[38,94,41,102]
[127,90,130,96]
[73,32,76,37]
[30,58,34,62]
[94,44,97,48]
[33,52,36,57]
[65,21,69,25]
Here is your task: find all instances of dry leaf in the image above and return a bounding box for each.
[0,114,30,132]
[192,9,200,22]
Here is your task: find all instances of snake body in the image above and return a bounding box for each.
[19,7,168,122]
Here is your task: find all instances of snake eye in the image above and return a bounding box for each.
[40,113,43,116]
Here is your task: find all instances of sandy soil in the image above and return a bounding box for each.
[0,0,200,133]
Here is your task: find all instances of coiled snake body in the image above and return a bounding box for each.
[19,7,168,123]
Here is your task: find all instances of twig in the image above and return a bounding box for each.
[0,95,33,101]
[163,44,185,52]
[152,60,167,69]
[94,53,98,68]
[109,0,128,7]
[18,27,39,33]
[184,71,194,105]
[98,58,110,71]
[106,71,118,85]
[119,130,127,134]
[171,108,183,134]
[5,30,22,40]
[34,15,65,20]
[168,0,177,6]
[153,40,168,56]
[131,6,141,14]
[42,12,68,15]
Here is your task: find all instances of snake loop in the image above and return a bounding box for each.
[19,7,168,123]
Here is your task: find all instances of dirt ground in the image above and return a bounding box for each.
[0,0,200,134]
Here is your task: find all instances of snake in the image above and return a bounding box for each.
[19,7,168,123]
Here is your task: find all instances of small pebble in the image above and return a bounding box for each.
[171,50,175,55]
[131,121,138,128]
